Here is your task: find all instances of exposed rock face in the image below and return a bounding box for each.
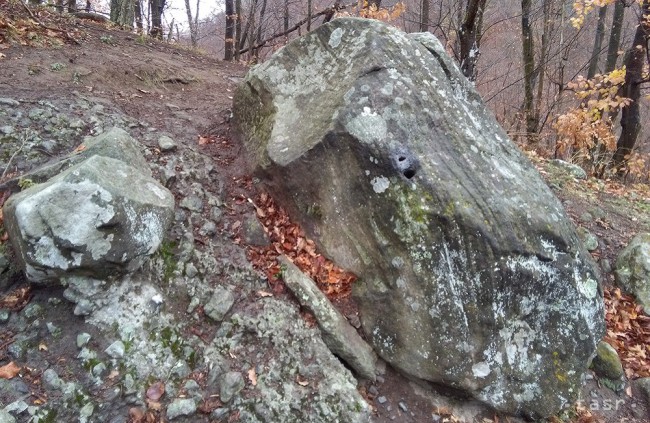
[615,233,650,314]
[4,155,174,283]
[233,17,605,418]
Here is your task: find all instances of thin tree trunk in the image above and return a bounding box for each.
[67,0,76,13]
[225,0,234,60]
[307,0,312,31]
[283,0,289,32]
[166,18,174,42]
[533,0,552,132]
[587,5,608,79]
[458,0,487,81]
[521,0,536,137]
[149,0,165,38]
[135,0,143,32]
[612,0,649,169]
[420,0,430,32]
[605,1,625,73]
[234,0,241,60]
[239,0,257,51]
[184,0,197,46]
[257,0,267,46]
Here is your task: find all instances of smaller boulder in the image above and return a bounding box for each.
[591,341,624,381]
[219,371,245,403]
[550,159,588,179]
[615,233,650,313]
[3,155,174,283]
[279,256,377,380]
[204,287,235,322]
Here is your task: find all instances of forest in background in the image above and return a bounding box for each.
[30,0,650,182]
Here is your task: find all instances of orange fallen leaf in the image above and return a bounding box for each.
[0,362,21,379]
[38,342,48,351]
[73,144,86,153]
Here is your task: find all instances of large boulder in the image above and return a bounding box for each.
[233,18,604,418]
[615,233,650,314]
[4,155,174,283]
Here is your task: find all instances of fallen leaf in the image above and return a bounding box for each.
[0,362,21,379]
[108,370,120,380]
[38,342,48,351]
[72,144,86,153]
[146,399,162,411]
[248,368,257,386]
[256,290,273,298]
[296,376,308,386]
[146,381,165,401]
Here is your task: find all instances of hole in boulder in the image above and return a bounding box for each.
[398,156,406,162]
[403,169,416,179]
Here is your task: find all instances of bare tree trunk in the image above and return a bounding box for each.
[284,0,289,32]
[257,0,267,46]
[587,5,608,79]
[234,0,241,60]
[458,0,487,81]
[521,0,537,138]
[67,0,76,13]
[111,0,135,27]
[307,0,312,31]
[184,0,195,46]
[239,0,257,51]
[225,0,234,60]
[613,0,649,169]
[166,18,174,42]
[149,0,165,38]
[533,0,552,132]
[135,0,144,32]
[420,0,430,32]
[605,1,625,73]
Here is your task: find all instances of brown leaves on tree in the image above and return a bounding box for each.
[245,192,356,299]
[603,287,650,379]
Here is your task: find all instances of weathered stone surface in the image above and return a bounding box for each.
[591,341,624,381]
[4,155,174,283]
[204,286,235,322]
[219,371,245,403]
[0,127,151,193]
[233,17,604,418]
[550,159,587,180]
[279,256,377,380]
[615,233,650,314]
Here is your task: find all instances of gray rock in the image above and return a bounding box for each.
[42,369,64,391]
[550,159,588,179]
[180,194,203,212]
[377,396,387,404]
[0,98,19,106]
[219,371,244,403]
[210,207,223,223]
[92,362,107,377]
[615,233,650,313]
[184,262,198,278]
[279,256,377,380]
[77,333,91,348]
[0,126,14,135]
[600,259,612,274]
[204,287,235,322]
[0,253,9,274]
[0,309,9,324]
[0,410,15,423]
[199,220,217,237]
[580,212,594,222]
[158,135,177,152]
[233,18,603,419]
[63,277,106,315]
[241,214,269,246]
[4,155,174,283]
[590,341,624,381]
[79,402,94,420]
[166,398,197,420]
[105,340,125,358]
[577,227,599,251]
[22,303,42,319]
[635,378,650,407]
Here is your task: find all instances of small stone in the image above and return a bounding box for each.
[180,195,203,212]
[600,259,612,274]
[123,373,137,395]
[77,333,91,348]
[634,378,650,407]
[0,126,14,135]
[591,341,624,381]
[42,369,64,391]
[368,385,379,396]
[77,347,97,362]
[199,221,217,237]
[22,303,42,319]
[184,263,198,278]
[219,371,245,403]
[377,396,387,404]
[4,400,28,414]
[105,340,125,359]
[69,118,85,129]
[166,398,197,420]
[204,287,235,322]
[92,362,107,377]
[80,402,94,420]
[376,375,385,384]
[0,409,15,423]
[210,408,229,421]
[183,379,201,395]
[158,135,178,152]
[550,159,587,179]
[187,297,200,313]
[46,322,60,336]
[576,227,599,251]
[210,207,223,223]
[0,309,9,324]
[398,401,408,412]
[242,215,270,246]
[0,98,19,106]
